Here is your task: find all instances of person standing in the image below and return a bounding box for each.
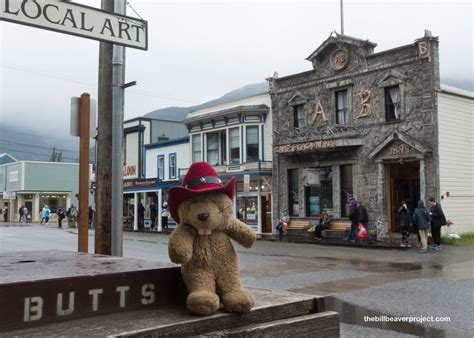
[150,201,157,231]
[43,205,51,225]
[398,201,412,247]
[22,205,29,223]
[161,202,169,230]
[358,201,372,243]
[40,205,47,224]
[2,204,8,222]
[18,205,24,223]
[347,198,360,242]
[412,200,430,253]
[88,206,94,229]
[138,202,145,230]
[428,197,447,251]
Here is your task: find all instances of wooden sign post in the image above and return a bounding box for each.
[78,93,91,253]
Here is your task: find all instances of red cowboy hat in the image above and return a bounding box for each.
[168,162,235,223]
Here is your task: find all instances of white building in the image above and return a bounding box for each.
[437,85,474,234]
[184,92,273,234]
[124,137,189,229]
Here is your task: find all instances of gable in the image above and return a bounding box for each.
[369,131,430,160]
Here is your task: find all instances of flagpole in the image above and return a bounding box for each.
[340,0,344,35]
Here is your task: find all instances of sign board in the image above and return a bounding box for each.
[8,170,19,183]
[70,97,97,138]
[243,174,250,193]
[3,191,16,199]
[0,0,148,50]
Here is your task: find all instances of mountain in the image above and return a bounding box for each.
[0,124,95,163]
[144,82,268,121]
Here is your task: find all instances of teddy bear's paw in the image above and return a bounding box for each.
[187,291,220,316]
[222,288,255,313]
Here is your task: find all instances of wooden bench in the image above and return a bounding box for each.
[322,221,350,239]
[288,220,311,230]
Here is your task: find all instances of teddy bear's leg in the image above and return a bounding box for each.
[182,268,219,316]
[217,272,255,313]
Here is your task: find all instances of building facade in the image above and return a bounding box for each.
[0,161,92,222]
[269,31,465,234]
[184,93,273,233]
[122,137,190,229]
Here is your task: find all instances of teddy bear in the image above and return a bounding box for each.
[168,162,256,316]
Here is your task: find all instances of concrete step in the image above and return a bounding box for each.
[0,250,183,332]
[2,288,333,337]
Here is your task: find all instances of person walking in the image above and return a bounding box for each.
[347,198,360,242]
[150,201,157,231]
[22,205,29,223]
[43,205,51,225]
[57,208,65,228]
[161,202,169,230]
[358,201,372,243]
[18,205,24,223]
[412,200,430,253]
[40,205,48,224]
[428,197,447,251]
[2,204,8,222]
[398,201,412,247]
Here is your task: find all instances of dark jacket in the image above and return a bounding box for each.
[358,205,369,223]
[349,206,360,222]
[412,200,430,230]
[430,202,447,227]
[398,206,411,228]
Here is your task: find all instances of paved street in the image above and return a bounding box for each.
[1,224,472,337]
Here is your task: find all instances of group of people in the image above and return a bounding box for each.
[348,198,372,244]
[136,201,170,231]
[408,197,448,253]
[18,205,31,223]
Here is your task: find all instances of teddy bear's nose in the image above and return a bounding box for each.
[197,213,209,221]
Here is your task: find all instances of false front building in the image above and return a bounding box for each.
[270,31,473,234]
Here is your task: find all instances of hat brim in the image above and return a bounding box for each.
[168,176,235,223]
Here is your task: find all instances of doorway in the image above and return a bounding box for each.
[386,161,420,232]
[261,194,272,233]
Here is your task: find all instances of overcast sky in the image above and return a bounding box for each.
[0,0,472,135]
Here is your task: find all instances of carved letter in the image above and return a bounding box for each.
[309,100,328,125]
[418,41,428,57]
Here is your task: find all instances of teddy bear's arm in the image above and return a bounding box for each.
[225,218,256,248]
[168,224,195,264]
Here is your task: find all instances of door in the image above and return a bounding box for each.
[386,161,420,232]
[261,194,272,233]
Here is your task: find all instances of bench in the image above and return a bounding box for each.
[288,220,311,230]
[321,221,350,239]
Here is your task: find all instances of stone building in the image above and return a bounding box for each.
[270,31,473,234]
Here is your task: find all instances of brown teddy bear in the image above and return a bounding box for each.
[168,162,256,315]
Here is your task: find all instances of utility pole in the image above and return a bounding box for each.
[78,93,90,253]
[95,0,114,255]
[111,0,126,256]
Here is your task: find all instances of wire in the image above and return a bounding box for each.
[126,1,144,21]
[0,139,81,154]
[0,147,79,162]
[1,64,202,104]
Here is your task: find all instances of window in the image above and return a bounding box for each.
[206,133,219,166]
[246,126,259,162]
[288,169,299,216]
[220,132,227,164]
[305,167,333,216]
[229,127,240,163]
[157,155,164,180]
[340,165,353,217]
[293,104,305,129]
[385,86,401,121]
[169,153,176,179]
[336,90,348,125]
[192,134,202,163]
